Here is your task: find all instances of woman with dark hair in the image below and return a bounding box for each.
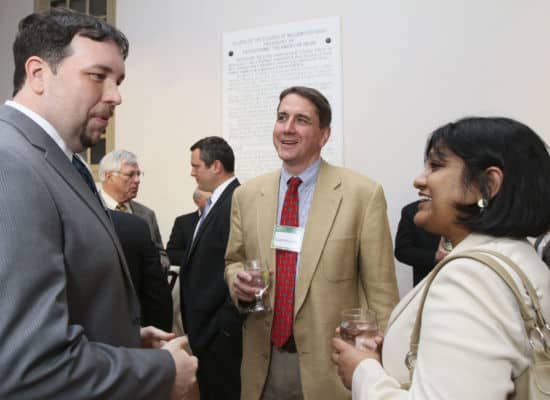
[332,117,550,399]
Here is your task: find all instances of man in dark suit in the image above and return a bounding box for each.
[0,8,197,399]
[99,149,170,268]
[110,210,173,331]
[167,188,210,266]
[394,200,448,285]
[181,136,242,400]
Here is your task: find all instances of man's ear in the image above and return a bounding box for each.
[212,160,223,174]
[320,126,331,147]
[25,56,48,95]
[485,166,504,199]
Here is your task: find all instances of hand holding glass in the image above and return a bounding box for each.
[244,259,271,313]
[340,308,379,350]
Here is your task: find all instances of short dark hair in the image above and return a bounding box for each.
[12,7,129,96]
[190,136,235,173]
[425,117,550,238]
[278,86,332,129]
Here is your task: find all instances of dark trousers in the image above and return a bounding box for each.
[195,330,242,400]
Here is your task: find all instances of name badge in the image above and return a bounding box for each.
[271,225,304,253]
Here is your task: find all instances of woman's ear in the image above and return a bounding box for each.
[485,166,504,199]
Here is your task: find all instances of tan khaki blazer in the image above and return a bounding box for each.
[225,160,400,400]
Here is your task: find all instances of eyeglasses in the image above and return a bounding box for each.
[113,171,144,179]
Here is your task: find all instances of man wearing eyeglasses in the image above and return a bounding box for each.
[99,149,170,269]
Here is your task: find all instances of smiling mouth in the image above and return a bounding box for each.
[418,193,432,202]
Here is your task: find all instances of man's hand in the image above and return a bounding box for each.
[233,270,259,302]
[140,326,176,349]
[162,336,199,400]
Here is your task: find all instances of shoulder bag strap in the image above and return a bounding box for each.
[406,251,543,381]
[474,249,548,330]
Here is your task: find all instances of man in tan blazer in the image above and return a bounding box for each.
[225,86,399,400]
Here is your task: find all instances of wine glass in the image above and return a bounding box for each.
[244,259,271,313]
[339,308,378,349]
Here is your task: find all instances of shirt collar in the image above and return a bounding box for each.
[6,100,73,160]
[100,189,130,211]
[210,176,237,207]
[281,158,321,187]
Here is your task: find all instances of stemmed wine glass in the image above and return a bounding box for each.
[244,259,271,313]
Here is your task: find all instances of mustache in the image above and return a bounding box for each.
[91,106,115,119]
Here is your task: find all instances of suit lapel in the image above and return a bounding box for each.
[1,106,132,285]
[3,106,112,230]
[294,161,342,315]
[385,282,423,331]
[256,172,280,280]
[187,178,240,259]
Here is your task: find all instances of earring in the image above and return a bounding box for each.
[477,198,488,209]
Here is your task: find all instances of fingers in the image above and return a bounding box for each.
[331,336,351,352]
[234,271,257,302]
[172,336,190,351]
[142,326,176,340]
[331,350,340,364]
[141,326,177,349]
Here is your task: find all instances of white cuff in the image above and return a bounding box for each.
[352,358,385,399]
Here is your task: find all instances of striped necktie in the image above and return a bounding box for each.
[116,203,129,212]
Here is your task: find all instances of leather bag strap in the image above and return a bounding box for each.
[406,250,549,381]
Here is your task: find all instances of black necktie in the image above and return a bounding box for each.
[72,155,102,205]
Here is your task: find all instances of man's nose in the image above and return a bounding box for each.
[104,80,122,105]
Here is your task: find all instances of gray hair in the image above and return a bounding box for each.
[99,149,138,182]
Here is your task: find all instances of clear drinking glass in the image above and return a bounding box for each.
[244,259,271,313]
[339,308,379,348]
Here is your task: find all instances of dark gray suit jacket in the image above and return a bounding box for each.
[130,199,170,266]
[0,105,174,399]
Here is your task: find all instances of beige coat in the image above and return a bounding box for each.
[352,234,550,399]
[225,161,400,400]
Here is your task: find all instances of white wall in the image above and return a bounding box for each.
[1,1,549,296]
[115,0,550,296]
[0,0,34,99]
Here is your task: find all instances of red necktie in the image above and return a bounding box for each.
[271,177,302,348]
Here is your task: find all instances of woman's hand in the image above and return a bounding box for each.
[331,328,384,389]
